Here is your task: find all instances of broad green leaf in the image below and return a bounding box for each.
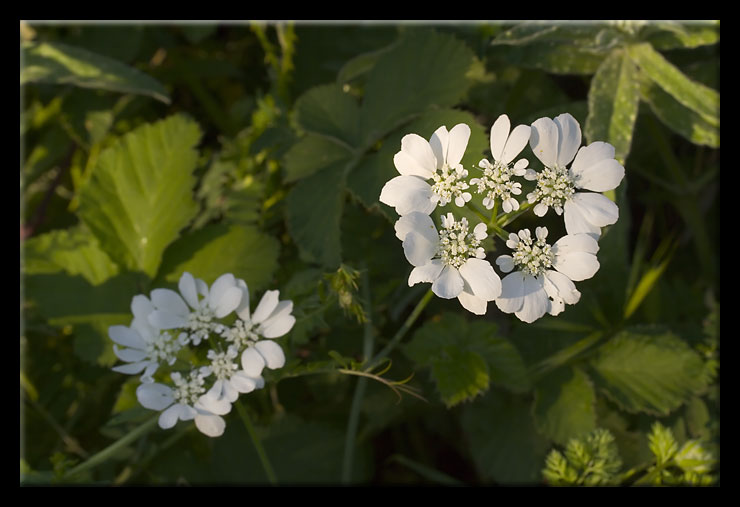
[588,328,711,416]
[156,223,279,293]
[533,367,596,446]
[283,134,352,183]
[585,49,640,164]
[77,114,202,278]
[627,43,719,125]
[647,422,679,465]
[639,75,719,147]
[359,29,475,143]
[295,84,361,148]
[21,41,170,104]
[462,390,550,484]
[23,225,120,286]
[405,313,530,406]
[286,163,346,268]
[643,21,719,50]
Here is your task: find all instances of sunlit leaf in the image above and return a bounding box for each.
[533,367,597,445]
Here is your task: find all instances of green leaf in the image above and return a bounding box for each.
[359,29,475,143]
[647,422,679,465]
[533,367,597,446]
[283,134,352,183]
[21,41,170,104]
[588,328,711,416]
[156,223,280,293]
[585,49,640,164]
[462,390,550,484]
[286,163,346,268]
[77,114,202,278]
[643,21,719,50]
[673,439,716,474]
[23,225,120,286]
[627,43,719,125]
[405,313,530,406]
[294,84,361,148]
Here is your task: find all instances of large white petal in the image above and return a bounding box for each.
[530,117,559,168]
[569,192,619,228]
[137,383,174,411]
[194,414,226,437]
[429,126,450,169]
[501,124,532,165]
[516,275,549,323]
[112,361,150,375]
[552,233,599,256]
[113,345,148,363]
[554,113,581,167]
[150,288,189,317]
[543,270,581,305]
[445,123,471,167]
[408,259,445,286]
[563,199,602,237]
[402,230,438,267]
[458,290,488,315]
[570,142,624,192]
[399,133,437,175]
[394,151,434,179]
[458,258,501,301]
[260,311,296,339]
[394,211,437,242]
[178,272,200,309]
[241,347,266,377]
[131,294,155,322]
[212,286,243,319]
[495,271,526,314]
[158,404,183,429]
[196,393,232,416]
[254,340,286,370]
[235,279,251,321]
[108,325,146,349]
[147,310,188,330]
[490,114,511,162]
[229,371,260,394]
[379,175,436,216]
[252,290,279,324]
[208,273,237,310]
[552,251,600,282]
[431,265,464,299]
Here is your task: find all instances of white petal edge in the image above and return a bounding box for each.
[431,265,464,299]
[254,340,286,370]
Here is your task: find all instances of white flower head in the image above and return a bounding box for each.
[526,113,625,237]
[379,124,473,216]
[109,295,187,383]
[136,367,232,438]
[394,211,502,315]
[495,227,600,323]
[470,114,531,213]
[148,272,244,345]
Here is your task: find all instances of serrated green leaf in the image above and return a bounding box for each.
[156,223,279,293]
[295,84,361,148]
[21,41,170,104]
[533,367,597,446]
[286,163,346,268]
[462,390,550,484]
[586,49,640,164]
[23,225,120,286]
[283,134,352,183]
[359,29,475,143]
[588,328,710,415]
[647,422,678,465]
[627,43,719,125]
[430,348,490,407]
[77,114,202,278]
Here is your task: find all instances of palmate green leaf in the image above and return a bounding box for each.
[78,114,202,278]
[294,84,361,148]
[585,49,640,164]
[283,133,353,183]
[627,43,719,126]
[587,328,711,416]
[21,41,170,104]
[533,367,597,446]
[405,313,529,406]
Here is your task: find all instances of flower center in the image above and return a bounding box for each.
[430,163,470,207]
[437,215,483,269]
[472,159,522,209]
[185,307,222,345]
[172,370,208,405]
[145,330,182,364]
[527,165,575,214]
[221,318,261,349]
[207,348,239,381]
[512,232,554,277]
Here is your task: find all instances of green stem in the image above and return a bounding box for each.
[366,288,434,371]
[496,201,533,229]
[235,400,277,485]
[342,268,374,484]
[65,416,158,479]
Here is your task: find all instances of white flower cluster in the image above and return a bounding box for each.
[380,113,625,323]
[109,272,295,437]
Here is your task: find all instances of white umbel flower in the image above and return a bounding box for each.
[136,367,232,438]
[109,294,186,383]
[495,227,600,323]
[148,272,244,345]
[470,114,531,213]
[394,211,502,315]
[526,113,625,237]
[379,124,473,216]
